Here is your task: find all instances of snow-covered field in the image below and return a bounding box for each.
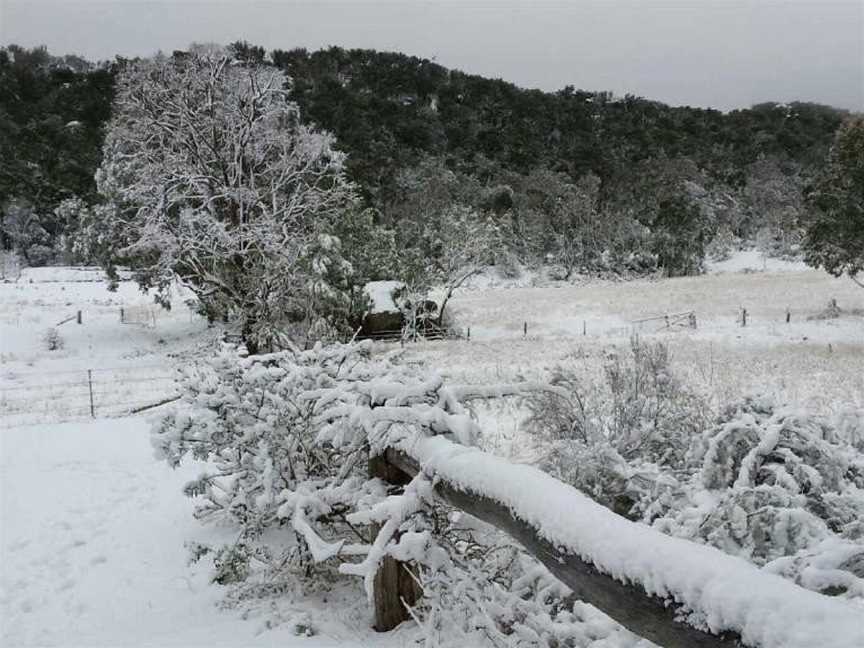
[422,261,864,414]
[2,256,863,647]
[0,268,211,426]
[0,419,396,648]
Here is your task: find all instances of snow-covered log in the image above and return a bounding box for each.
[381,435,864,648]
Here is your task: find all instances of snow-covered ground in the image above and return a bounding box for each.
[418,259,864,416]
[0,419,395,648]
[0,268,211,426]
[2,255,863,647]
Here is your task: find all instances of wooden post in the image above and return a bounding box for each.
[523,321,527,338]
[368,454,421,631]
[383,448,743,648]
[466,326,470,341]
[76,310,82,324]
[786,308,791,324]
[741,308,747,327]
[87,369,95,418]
[582,320,586,336]
[120,307,124,323]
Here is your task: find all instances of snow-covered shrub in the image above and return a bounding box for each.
[652,396,864,598]
[605,336,710,467]
[0,250,23,281]
[705,225,739,261]
[42,327,64,351]
[528,350,864,601]
[407,533,643,648]
[152,341,395,589]
[494,250,522,280]
[154,341,633,643]
[525,337,709,518]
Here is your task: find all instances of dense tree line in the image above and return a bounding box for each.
[0,42,857,285]
[0,45,114,264]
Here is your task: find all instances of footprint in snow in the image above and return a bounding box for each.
[8,539,30,552]
[57,579,75,592]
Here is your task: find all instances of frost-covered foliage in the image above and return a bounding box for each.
[152,342,391,587]
[654,396,864,599]
[0,250,22,281]
[42,326,64,351]
[409,539,644,648]
[89,45,361,352]
[526,337,709,518]
[154,342,642,646]
[528,345,864,601]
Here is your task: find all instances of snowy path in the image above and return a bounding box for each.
[0,419,382,648]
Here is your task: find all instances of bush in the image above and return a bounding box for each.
[527,358,864,600]
[525,336,709,520]
[154,341,654,643]
[494,250,522,280]
[655,397,864,598]
[43,327,64,351]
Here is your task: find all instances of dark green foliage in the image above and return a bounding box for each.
[0,45,115,261]
[1,42,848,277]
[801,117,864,284]
[651,195,711,277]
[273,47,844,205]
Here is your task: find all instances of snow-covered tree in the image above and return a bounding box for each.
[90,45,360,351]
[427,204,496,327]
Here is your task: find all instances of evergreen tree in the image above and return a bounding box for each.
[801,117,864,286]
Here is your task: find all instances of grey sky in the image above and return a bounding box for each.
[1,0,862,112]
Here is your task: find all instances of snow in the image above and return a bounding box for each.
[0,268,210,426]
[4,255,864,646]
[363,280,403,313]
[398,434,864,648]
[707,249,809,274]
[406,254,864,419]
[0,418,396,648]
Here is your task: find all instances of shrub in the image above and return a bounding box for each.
[43,327,64,351]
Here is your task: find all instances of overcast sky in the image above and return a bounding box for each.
[2,0,862,112]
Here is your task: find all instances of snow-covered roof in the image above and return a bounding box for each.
[363,280,404,313]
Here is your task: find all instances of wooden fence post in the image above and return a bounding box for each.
[741,308,747,327]
[368,454,421,631]
[87,369,95,418]
[76,310,82,324]
[467,326,470,341]
[523,321,527,338]
[786,308,791,324]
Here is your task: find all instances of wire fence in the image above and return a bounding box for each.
[0,365,179,427]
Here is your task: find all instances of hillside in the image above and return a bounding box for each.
[0,42,850,276]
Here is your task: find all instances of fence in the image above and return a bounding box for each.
[120,305,157,327]
[0,365,178,426]
[369,436,861,648]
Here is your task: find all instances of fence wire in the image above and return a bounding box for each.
[1,365,178,427]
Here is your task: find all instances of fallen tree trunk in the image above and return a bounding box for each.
[383,447,743,648]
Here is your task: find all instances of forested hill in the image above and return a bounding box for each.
[0,42,850,275]
[266,45,845,197]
